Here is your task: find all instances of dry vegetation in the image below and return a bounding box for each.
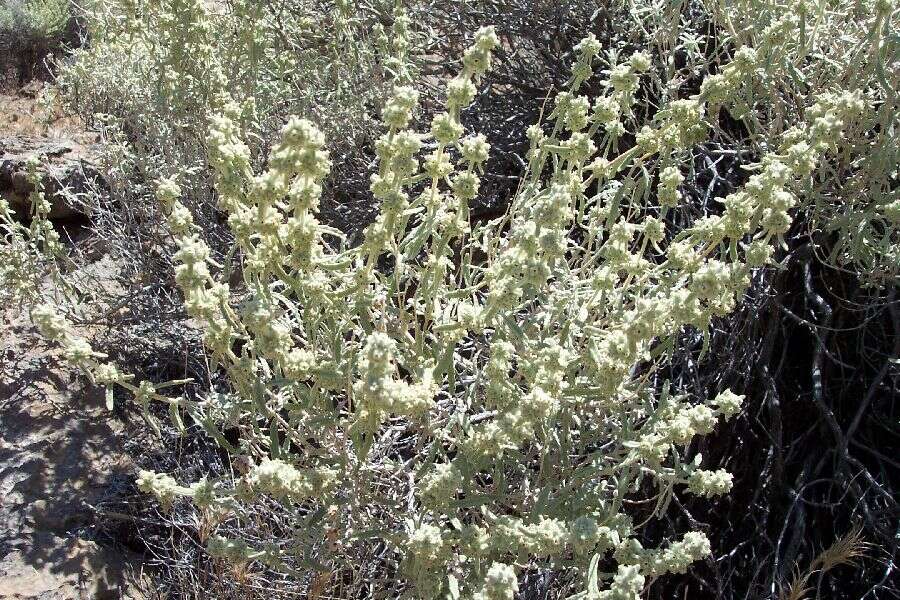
[0,0,897,599]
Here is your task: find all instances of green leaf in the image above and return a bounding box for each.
[196,415,240,454]
[168,401,185,434]
[269,420,281,458]
[304,506,327,527]
[533,485,551,517]
[586,553,601,595]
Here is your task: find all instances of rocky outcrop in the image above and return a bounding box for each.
[0,136,101,220]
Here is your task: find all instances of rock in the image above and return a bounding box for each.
[0,534,140,600]
[0,312,144,600]
[0,135,102,220]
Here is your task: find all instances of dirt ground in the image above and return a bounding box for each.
[0,82,94,142]
[0,310,144,599]
[1,85,144,599]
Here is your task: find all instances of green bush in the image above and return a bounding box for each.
[0,0,74,87]
[7,0,897,598]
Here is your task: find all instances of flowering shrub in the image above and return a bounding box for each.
[0,157,64,305]
[48,0,422,310]
[12,0,898,597]
[700,0,899,285]
[55,0,416,202]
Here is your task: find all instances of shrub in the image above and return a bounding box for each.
[45,1,423,362]
[0,0,75,87]
[0,156,68,306]
[53,0,417,248]
[10,0,898,598]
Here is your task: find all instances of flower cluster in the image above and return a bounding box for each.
[418,462,463,507]
[699,46,758,106]
[353,332,437,425]
[136,470,183,510]
[240,458,336,502]
[615,531,711,578]
[686,468,735,497]
[474,562,518,600]
[156,180,237,359]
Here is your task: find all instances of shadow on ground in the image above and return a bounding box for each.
[0,314,143,599]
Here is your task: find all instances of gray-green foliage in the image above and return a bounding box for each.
[0,0,69,38]
[0,0,72,85]
[55,0,413,194]
[51,0,420,289]
[13,0,899,598]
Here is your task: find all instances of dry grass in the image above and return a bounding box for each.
[779,526,870,600]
